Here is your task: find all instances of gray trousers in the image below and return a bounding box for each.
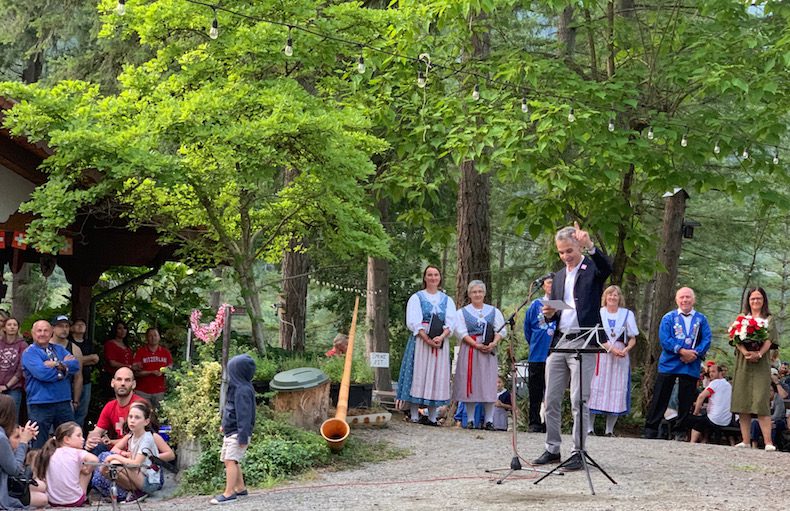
[544,351,595,454]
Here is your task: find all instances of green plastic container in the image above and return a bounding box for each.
[270,367,329,391]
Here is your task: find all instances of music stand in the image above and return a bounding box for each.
[83,461,143,511]
[533,326,617,495]
[485,288,563,484]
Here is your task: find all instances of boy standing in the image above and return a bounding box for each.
[210,354,256,505]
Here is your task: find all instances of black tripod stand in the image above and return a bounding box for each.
[533,328,617,495]
[485,285,561,484]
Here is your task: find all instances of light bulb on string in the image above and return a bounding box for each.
[567,107,575,123]
[209,11,219,39]
[116,0,126,15]
[742,148,750,159]
[608,118,615,132]
[284,33,293,57]
[357,55,365,74]
[773,149,779,165]
[417,71,426,88]
[521,98,528,113]
[472,84,480,101]
[647,127,654,140]
[681,132,688,147]
[714,141,721,155]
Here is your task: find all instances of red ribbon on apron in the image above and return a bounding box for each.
[467,335,479,397]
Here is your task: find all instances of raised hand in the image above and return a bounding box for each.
[573,221,594,250]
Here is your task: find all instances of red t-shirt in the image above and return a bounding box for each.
[103,340,133,374]
[133,345,172,394]
[96,393,146,438]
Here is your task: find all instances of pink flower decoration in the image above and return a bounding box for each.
[190,304,235,343]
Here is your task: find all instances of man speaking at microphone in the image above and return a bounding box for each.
[531,223,612,471]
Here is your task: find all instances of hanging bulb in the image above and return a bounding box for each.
[116,0,126,15]
[472,84,480,101]
[714,141,721,155]
[209,14,219,39]
[567,108,576,123]
[417,71,426,88]
[681,133,688,147]
[608,118,615,132]
[647,127,654,140]
[357,55,365,74]
[521,98,528,113]
[742,148,750,159]
[284,36,293,57]
[773,153,780,165]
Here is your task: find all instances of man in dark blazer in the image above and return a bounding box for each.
[532,223,612,470]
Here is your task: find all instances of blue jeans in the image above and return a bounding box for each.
[74,383,91,429]
[1,388,23,421]
[28,401,74,449]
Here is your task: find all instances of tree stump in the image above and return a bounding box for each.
[273,380,331,430]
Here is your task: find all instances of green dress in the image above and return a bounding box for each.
[730,316,776,416]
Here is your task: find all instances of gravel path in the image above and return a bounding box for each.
[138,420,790,511]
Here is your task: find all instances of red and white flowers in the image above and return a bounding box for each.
[727,314,769,348]
[190,304,234,343]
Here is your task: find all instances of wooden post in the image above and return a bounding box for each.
[219,305,232,412]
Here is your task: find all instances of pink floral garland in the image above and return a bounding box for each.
[190,304,234,343]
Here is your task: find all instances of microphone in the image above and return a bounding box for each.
[533,272,555,286]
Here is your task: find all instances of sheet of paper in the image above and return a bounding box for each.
[540,299,573,310]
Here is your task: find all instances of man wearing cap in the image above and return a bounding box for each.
[22,318,81,448]
[50,314,84,416]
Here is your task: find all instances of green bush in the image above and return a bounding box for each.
[160,360,222,445]
[320,354,374,384]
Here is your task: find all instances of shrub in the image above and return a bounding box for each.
[160,360,222,445]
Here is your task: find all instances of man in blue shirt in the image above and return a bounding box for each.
[22,318,81,448]
[643,287,711,440]
[523,277,555,433]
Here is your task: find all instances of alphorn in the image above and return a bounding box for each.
[320,295,360,451]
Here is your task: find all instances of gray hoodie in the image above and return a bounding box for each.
[221,354,257,445]
[0,427,28,509]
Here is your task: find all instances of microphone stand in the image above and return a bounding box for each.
[485,282,562,484]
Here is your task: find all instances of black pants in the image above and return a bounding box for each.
[645,372,698,434]
[528,362,546,427]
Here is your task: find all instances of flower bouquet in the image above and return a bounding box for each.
[190,303,234,343]
[727,314,769,352]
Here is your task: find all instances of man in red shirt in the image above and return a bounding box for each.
[132,327,173,409]
[85,367,146,450]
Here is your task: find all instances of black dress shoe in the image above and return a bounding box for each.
[642,429,658,439]
[528,425,544,433]
[561,453,583,471]
[484,422,495,431]
[465,421,475,430]
[532,451,561,465]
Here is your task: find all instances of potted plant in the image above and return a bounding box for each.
[322,355,375,409]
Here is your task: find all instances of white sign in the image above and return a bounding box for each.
[369,352,390,368]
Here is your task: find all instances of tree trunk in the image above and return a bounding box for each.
[494,236,506,309]
[455,13,492,307]
[557,6,576,59]
[209,267,223,310]
[279,241,309,351]
[11,266,37,321]
[611,163,635,285]
[640,190,687,413]
[237,264,266,355]
[366,255,391,391]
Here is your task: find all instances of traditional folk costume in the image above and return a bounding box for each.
[397,290,456,423]
[588,307,639,434]
[452,303,506,428]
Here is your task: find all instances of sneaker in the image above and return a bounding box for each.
[465,421,475,430]
[210,494,238,505]
[236,489,249,497]
[765,444,777,452]
[734,442,749,448]
[123,491,148,504]
[532,450,561,465]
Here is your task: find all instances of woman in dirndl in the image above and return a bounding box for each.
[452,280,506,431]
[588,285,638,436]
[397,266,456,426]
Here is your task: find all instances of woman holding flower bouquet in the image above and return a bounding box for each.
[729,287,778,450]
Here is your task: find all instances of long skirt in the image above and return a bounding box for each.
[731,350,771,416]
[396,334,451,406]
[588,340,631,415]
[451,339,498,403]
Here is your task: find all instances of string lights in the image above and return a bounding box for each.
[117,0,785,165]
[313,280,382,296]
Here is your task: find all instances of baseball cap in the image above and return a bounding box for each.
[50,314,70,326]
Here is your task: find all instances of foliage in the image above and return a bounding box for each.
[248,354,279,382]
[177,411,408,494]
[320,353,375,385]
[159,360,222,444]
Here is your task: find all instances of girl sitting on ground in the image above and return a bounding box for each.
[35,422,98,507]
[93,401,163,503]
